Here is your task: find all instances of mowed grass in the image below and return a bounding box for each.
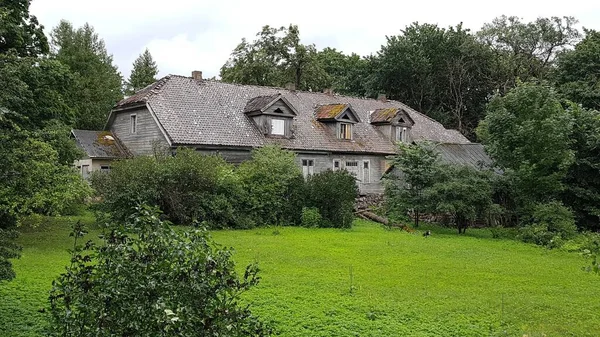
[1,218,599,336]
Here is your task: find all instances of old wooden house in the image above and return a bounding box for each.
[76,72,488,194]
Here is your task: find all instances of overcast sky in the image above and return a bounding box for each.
[30,0,600,80]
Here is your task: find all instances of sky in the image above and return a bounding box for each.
[30,0,600,80]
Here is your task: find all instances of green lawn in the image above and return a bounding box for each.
[1,218,599,336]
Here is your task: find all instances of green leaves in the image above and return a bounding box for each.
[126,48,158,95]
[48,205,271,336]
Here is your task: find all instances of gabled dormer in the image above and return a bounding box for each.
[244,94,298,137]
[370,108,414,143]
[315,104,361,140]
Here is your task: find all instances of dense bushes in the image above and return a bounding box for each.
[48,205,271,336]
[92,146,358,228]
[519,201,577,248]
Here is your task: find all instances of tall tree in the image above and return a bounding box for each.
[0,0,48,56]
[478,16,580,87]
[372,23,496,138]
[126,48,158,94]
[50,20,123,130]
[554,29,600,111]
[477,82,575,205]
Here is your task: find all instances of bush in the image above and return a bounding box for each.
[519,201,577,248]
[301,207,322,227]
[304,170,358,228]
[48,205,271,336]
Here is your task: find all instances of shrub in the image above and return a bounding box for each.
[301,207,322,227]
[304,170,358,228]
[237,146,303,226]
[519,201,577,248]
[48,205,271,336]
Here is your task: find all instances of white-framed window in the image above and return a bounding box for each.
[362,160,370,183]
[344,160,359,178]
[271,118,285,136]
[339,123,352,140]
[396,126,407,143]
[302,159,314,178]
[333,159,341,171]
[130,114,137,134]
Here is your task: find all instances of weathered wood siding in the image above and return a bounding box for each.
[194,148,253,165]
[295,152,388,194]
[110,107,169,156]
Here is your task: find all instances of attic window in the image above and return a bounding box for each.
[396,126,407,143]
[274,108,284,113]
[339,123,352,140]
[271,118,285,136]
[130,114,137,134]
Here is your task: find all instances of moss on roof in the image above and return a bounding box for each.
[370,108,400,123]
[315,104,347,120]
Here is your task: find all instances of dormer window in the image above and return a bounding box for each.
[271,118,285,135]
[339,123,352,140]
[396,126,407,142]
[244,94,298,138]
[370,107,414,143]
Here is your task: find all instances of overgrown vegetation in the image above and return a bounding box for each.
[92,146,357,229]
[48,206,270,336]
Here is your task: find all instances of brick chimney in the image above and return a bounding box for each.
[191,70,203,80]
[285,82,296,91]
[377,93,387,102]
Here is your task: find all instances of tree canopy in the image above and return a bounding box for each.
[126,48,158,94]
[0,0,48,57]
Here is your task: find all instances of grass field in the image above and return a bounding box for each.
[1,217,599,336]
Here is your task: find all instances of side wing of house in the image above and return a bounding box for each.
[108,106,171,156]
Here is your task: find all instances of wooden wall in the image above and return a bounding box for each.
[110,107,169,156]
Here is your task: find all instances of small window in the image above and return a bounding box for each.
[130,114,137,134]
[339,123,352,140]
[333,159,340,171]
[344,161,359,178]
[363,161,370,183]
[271,118,285,136]
[396,126,407,142]
[302,159,314,178]
[100,165,111,173]
[274,108,284,114]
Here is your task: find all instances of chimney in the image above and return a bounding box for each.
[323,88,334,96]
[377,93,387,102]
[285,82,296,91]
[191,70,203,81]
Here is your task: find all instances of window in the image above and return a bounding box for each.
[333,159,341,171]
[339,123,352,140]
[271,118,285,136]
[362,161,370,183]
[130,114,137,134]
[302,159,314,178]
[344,160,359,178]
[100,165,111,173]
[396,126,407,143]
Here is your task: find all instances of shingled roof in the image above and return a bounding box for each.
[113,75,469,155]
[436,143,493,169]
[71,130,130,159]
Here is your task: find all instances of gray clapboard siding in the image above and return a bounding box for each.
[110,107,169,156]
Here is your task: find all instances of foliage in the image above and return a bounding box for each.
[237,146,303,226]
[477,81,575,204]
[50,20,123,130]
[300,207,322,228]
[478,15,580,84]
[519,201,577,248]
[48,205,270,336]
[125,48,158,94]
[303,170,358,228]
[0,0,48,57]
[425,165,496,233]
[554,29,600,111]
[385,141,440,227]
[0,228,21,282]
[372,23,496,138]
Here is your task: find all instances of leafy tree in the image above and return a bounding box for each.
[303,170,358,228]
[519,201,577,248]
[313,47,371,96]
[554,29,600,111]
[372,23,496,138]
[478,16,580,85]
[0,228,20,282]
[50,20,123,130]
[385,141,441,227]
[0,0,48,56]
[477,81,575,204]
[126,48,158,94]
[562,107,600,230]
[48,205,271,336]
[424,165,495,233]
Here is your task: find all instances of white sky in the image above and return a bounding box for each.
[30,0,600,80]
